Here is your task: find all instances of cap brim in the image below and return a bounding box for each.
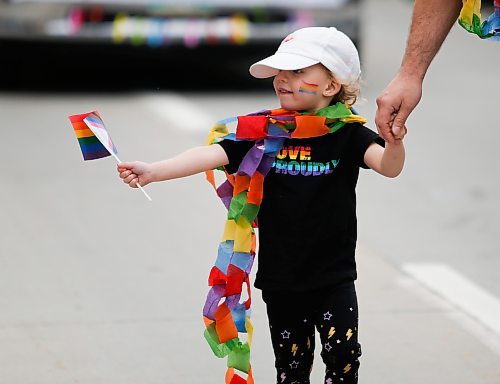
[249,53,320,78]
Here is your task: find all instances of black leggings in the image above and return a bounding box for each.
[262,283,362,384]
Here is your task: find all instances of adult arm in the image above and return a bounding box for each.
[375,0,463,143]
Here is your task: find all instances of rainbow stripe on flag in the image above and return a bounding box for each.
[69,111,117,161]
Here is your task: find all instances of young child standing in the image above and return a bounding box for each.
[118,27,405,384]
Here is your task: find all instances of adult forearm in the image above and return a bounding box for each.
[401,0,462,80]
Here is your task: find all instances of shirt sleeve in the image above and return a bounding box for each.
[351,124,385,169]
[216,139,255,174]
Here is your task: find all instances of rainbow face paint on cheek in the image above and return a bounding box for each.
[299,81,319,95]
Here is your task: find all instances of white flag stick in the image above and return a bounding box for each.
[112,153,152,202]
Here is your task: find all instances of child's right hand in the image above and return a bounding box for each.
[117,161,154,188]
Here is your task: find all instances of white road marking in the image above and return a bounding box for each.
[140,93,215,133]
[402,262,500,355]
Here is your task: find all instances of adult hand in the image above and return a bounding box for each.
[375,72,422,143]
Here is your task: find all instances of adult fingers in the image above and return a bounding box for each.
[375,97,398,144]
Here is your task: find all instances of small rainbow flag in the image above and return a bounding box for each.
[69,111,118,161]
[299,81,319,95]
[68,110,152,201]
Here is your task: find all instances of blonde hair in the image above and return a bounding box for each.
[322,65,361,106]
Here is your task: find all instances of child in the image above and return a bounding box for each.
[118,27,405,384]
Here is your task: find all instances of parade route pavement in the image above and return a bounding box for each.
[2,0,500,382]
[1,90,499,383]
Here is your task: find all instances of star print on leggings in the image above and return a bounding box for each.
[281,330,291,339]
[289,361,299,369]
[323,311,333,321]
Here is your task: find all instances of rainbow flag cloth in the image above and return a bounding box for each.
[203,103,367,384]
[459,0,500,40]
[69,111,118,160]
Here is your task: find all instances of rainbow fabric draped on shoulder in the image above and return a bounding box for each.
[202,102,366,384]
[459,0,500,40]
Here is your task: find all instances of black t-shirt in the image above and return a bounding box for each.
[218,123,384,292]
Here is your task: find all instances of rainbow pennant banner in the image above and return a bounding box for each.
[69,110,152,201]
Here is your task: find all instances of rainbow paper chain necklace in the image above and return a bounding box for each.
[202,102,366,384]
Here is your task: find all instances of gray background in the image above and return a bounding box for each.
[1,0,499,382]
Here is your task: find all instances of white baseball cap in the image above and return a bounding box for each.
[249,27,360,85]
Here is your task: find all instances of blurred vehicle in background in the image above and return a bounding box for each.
[0,0,361,91]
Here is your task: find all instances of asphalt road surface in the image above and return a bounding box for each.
[1,0,499,383]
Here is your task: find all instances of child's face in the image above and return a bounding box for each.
[272,64,340,112]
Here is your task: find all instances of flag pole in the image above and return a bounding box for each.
[112,153,152,201]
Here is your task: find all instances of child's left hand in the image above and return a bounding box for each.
[392,125,408,142]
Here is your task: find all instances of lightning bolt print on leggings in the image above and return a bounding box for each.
[262,283,362,384]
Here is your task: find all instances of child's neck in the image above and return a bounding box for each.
[300,104,335,115]
[297,99,335,115]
